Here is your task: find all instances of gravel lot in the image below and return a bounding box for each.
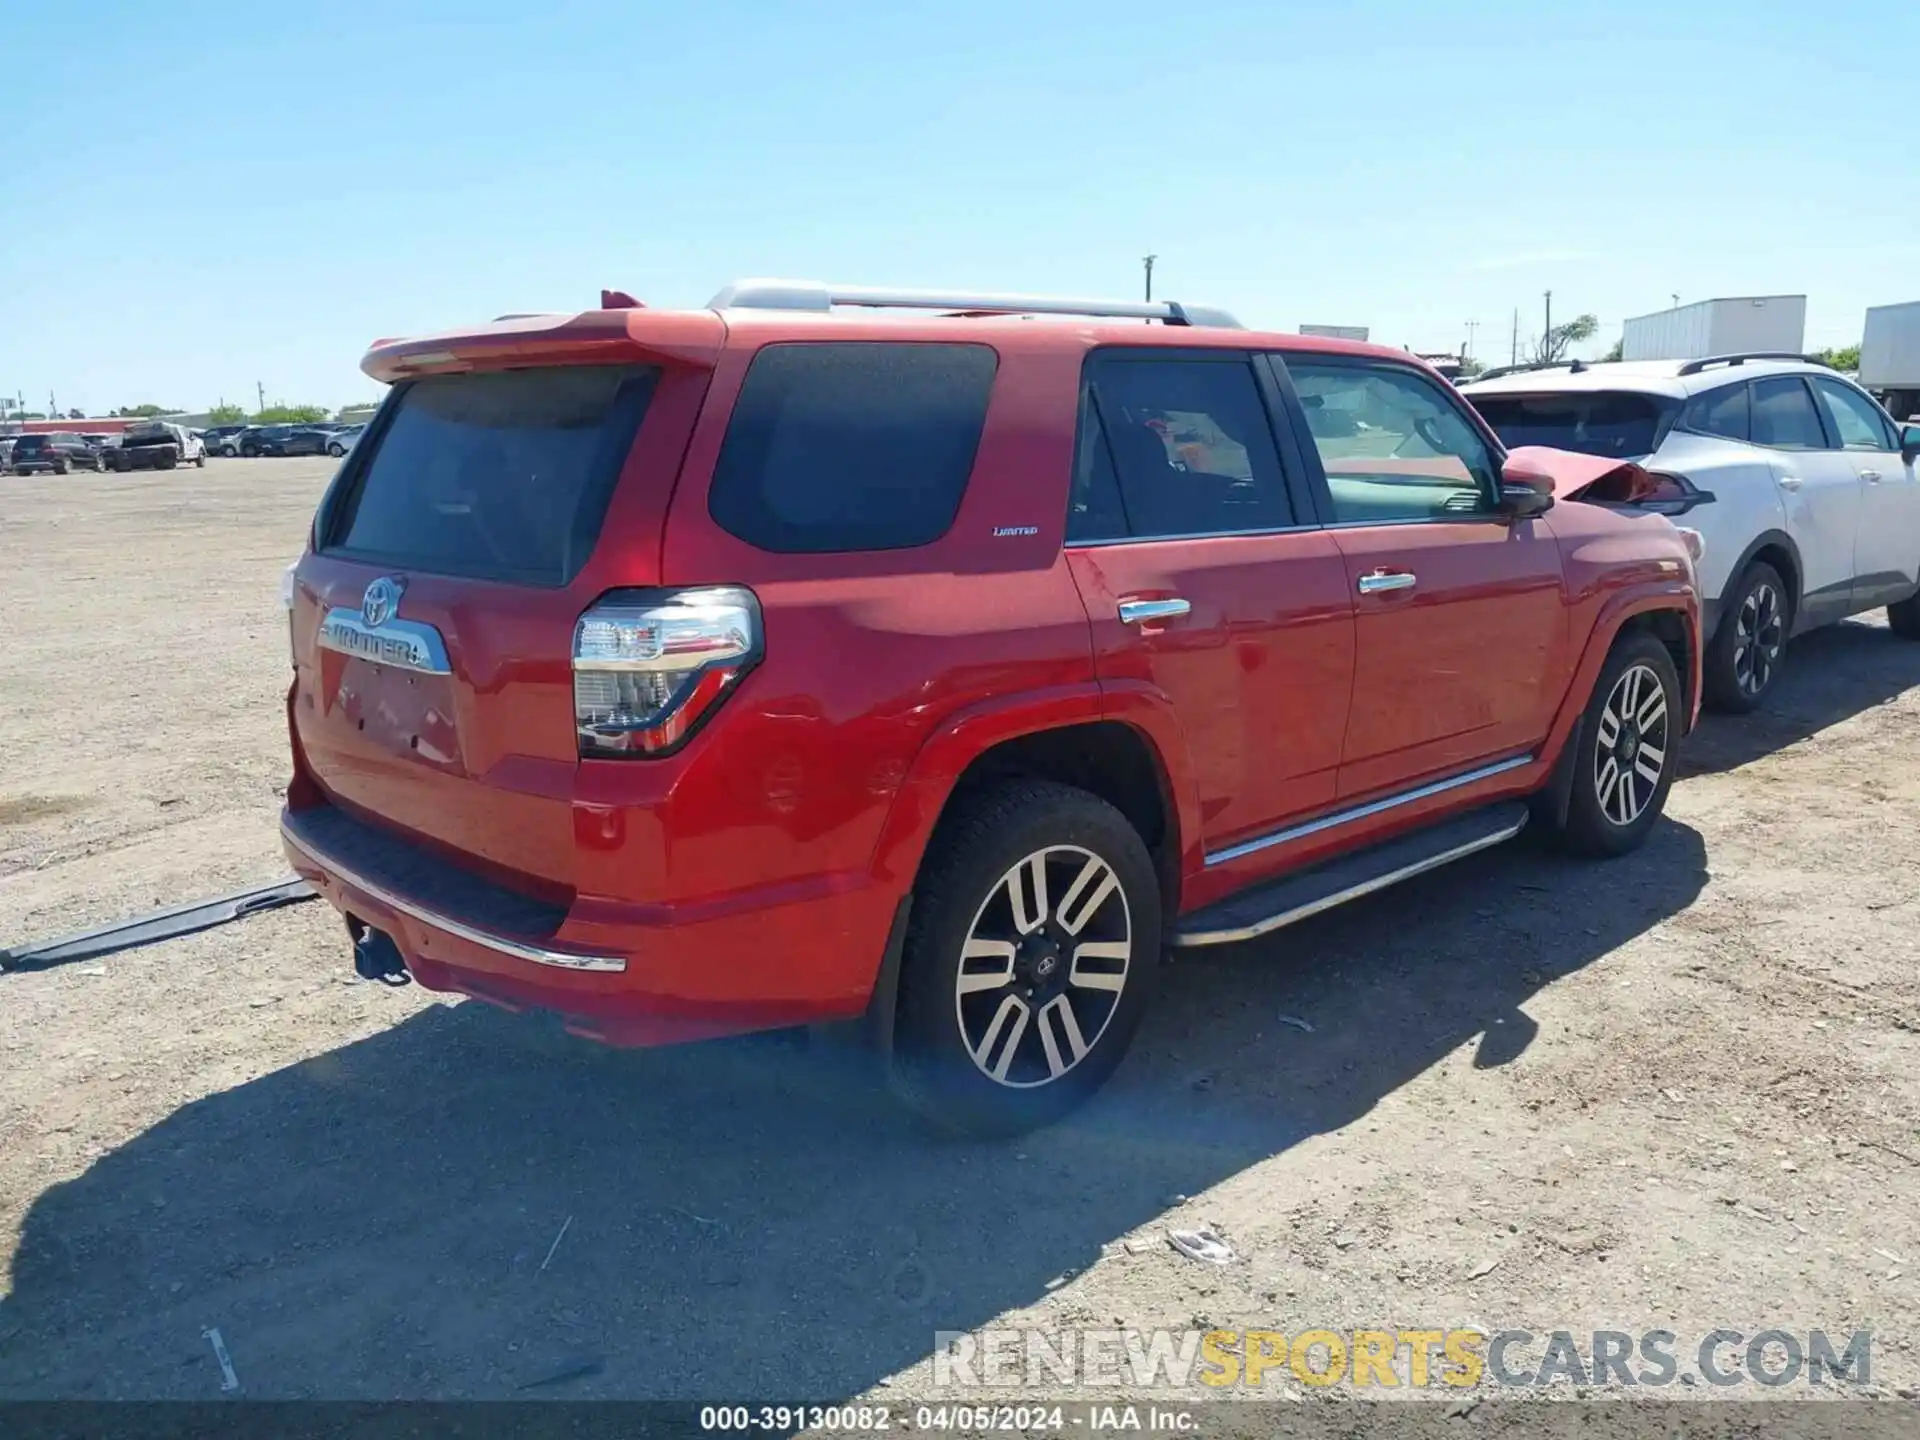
[2,458,1918,1405]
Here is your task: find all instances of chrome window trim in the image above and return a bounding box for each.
[282,820,628,973]
[1064,522,1318,549]
[1203,752,1535,867]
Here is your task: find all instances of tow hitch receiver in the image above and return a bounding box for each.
[348,917,411,985]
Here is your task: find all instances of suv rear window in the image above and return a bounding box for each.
[1467,391,1675,458]
[707,342,997,554]
[13,436,47,453]
[322,365,659,586]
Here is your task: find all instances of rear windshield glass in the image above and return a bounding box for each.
[323,365,658,586]
[707,342,998,554]
[1467,391,1675,459]
[13,436,47,452]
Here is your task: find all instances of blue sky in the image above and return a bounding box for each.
[3,0,1915,415]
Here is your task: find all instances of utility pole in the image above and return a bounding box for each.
[1543,290,1553,362]
[256,380,266,415]
[1142,254,1156,303]
[1671,292,1680,309]
[1510,309,1519,365]
[1465,320,1479,362]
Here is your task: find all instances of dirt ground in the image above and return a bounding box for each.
[2,458,1919,1408]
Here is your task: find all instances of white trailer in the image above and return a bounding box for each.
[1859,301,1920,421]
[1299,324,1369,341]
[1620,296,1806,362]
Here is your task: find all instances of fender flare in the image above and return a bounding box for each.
[857,681,1201,1051]
[867,680,1201,891]
[1539,580,1702,782]
[1713,529,1803,638]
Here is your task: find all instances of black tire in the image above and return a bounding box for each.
[1549,629,1682,858]
[1703,561,1788,713]
[328,443,345,457]
[1889,591,1920,640]
[890,779,1161,1137]
[157,452,176,471]
[193,453,206,468]
[53,460,68,475]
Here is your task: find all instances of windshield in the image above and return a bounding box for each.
[13,436,48,453]
[1467,391,1677,459]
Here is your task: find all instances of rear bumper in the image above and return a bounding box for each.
[281,804,884,1045]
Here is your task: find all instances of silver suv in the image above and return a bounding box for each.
[1463,354,1920,711]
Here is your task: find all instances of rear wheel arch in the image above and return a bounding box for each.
[858,715,1183,1054]
[1718,530,1801,636]
[936,720,1181,914]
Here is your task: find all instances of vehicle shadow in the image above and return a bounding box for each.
[0,821,1706,1401]
[1679,618,1920,777]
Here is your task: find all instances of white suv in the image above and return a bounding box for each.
[1463,354,1920,711]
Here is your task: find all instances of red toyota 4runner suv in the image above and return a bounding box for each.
[282,280,1703,1135]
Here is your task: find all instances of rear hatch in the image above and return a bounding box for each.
[291,348,709,899]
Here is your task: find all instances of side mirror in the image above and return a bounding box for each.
[1497,457,1556,519]
[1901,424,1920,464]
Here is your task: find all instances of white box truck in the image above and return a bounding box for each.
[1859,302,1920,421]
[1620,295,1806,362]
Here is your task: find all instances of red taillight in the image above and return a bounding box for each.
[571,587,761,758]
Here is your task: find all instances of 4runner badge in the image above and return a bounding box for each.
[317,576,451,675]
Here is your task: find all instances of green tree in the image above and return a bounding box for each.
[1817,345,1861,372]
[1530,313,1600,365]
[1602,338,1624,363]
[115,403,172,417]
[253,404,329,424]
[206,403,247,424]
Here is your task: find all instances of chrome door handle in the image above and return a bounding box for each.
[1777,475,1803,491]
[1357,571,1417,595]
[1861,469,1883,483]
[1117,597,1191,625]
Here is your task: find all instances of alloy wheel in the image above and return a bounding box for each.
[1593,662,1670,827]
[954,845,1132,1089]
[1732,581,1784,697]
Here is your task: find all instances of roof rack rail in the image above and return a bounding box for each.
[1675,351,1827,377]
[706,278,1243,329]
[1470,358,1594,383]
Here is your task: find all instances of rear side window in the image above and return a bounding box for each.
[1468,390,1674,459]
[708,342,997,554]
[1749,377,1827,451]
[1681,385,1750,442]
[324,364,659,586]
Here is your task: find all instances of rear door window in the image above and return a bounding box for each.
[323,364,659,586]
[1070,354,1292,541]
[707,342,997,554]
[1468,390,1675,458]
[1749,377,1829,451]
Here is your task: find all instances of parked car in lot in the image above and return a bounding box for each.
[102,420,207,471]
[281,278,1704,1135]
[1463,355,1920,712]
[325,423,365,457]
[250,425,334,457]
[203,424,252,457]
[8,432,105,474]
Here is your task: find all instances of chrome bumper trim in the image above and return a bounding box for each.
[281,820,627,973]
